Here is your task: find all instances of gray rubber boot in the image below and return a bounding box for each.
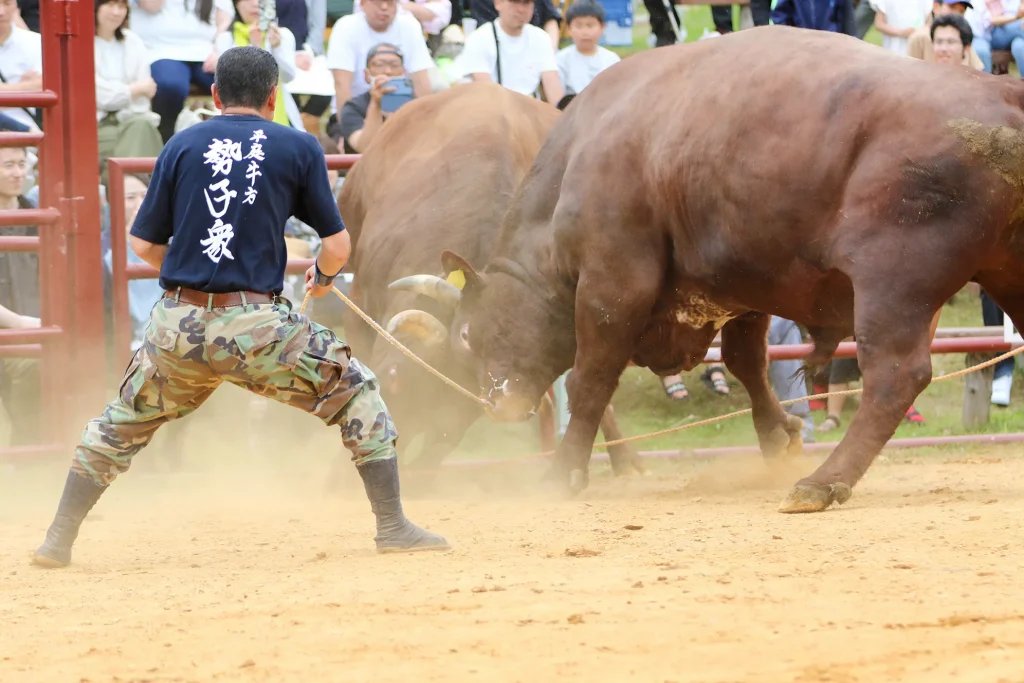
[32,471,107,568]
[357,457,451,553]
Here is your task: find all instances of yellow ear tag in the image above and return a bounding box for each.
[446,269,466,291]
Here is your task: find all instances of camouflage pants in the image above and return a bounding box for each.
[72,296,398,486]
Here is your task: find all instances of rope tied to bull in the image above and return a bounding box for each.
[300,286,1024,454]
[299,286,487,406]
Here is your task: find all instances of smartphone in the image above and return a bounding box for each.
[380,77,414,113]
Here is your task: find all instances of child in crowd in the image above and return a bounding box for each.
[556,0,620,95]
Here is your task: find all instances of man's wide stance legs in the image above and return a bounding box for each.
[32,299,449,567]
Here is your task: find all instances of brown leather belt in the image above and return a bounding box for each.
[164,287,276,308]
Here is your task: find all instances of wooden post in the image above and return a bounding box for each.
[962,352,997,428]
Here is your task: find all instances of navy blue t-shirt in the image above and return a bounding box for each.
[130,114,344,295]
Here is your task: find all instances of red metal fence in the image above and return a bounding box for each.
[0,0,105,460]
[106,154,361,366]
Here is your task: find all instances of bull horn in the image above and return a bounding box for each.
[386,309,448,348]
[388,274,463,309]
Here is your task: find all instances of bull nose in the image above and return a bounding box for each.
[484,395,536,423]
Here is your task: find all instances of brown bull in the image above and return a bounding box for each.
[418,26,1024,512]
[336,82,644,476]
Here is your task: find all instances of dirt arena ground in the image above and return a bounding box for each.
[4,439,1024,683]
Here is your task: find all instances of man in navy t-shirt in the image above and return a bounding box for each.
[32,46,450,568]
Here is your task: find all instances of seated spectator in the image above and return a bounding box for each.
[931,12,981,65]
[215,0,298,126]
[985,0,1024,71]
[329,42,411,152]
[453,0,564,102]
[353,0,453,37]
[327,0,434,108]
[130,0,234,143]
[0,145,40,445]
[470,0,561,49]
[277,0,332,133]
[817,311,940,432]
[771,0,849,32]
[556,0,620,96]
[966,3,993,70]
[101,174,164,351]
[981,289,1014,406]
[871,0,933,54]
[0,0,41,132]
[767,317,814,442]
[906,0,984,69]
[95,0,164,190]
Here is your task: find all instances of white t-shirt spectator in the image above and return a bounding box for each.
[0,27,42,130]
[130,0,234,63]
[556,44,619,95]
[353,0,453,35]
[326,13,434,99]
[454,21,556,97]
[95,29,160,124]
[870,0,931,54]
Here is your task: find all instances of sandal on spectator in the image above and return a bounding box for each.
[662,377,689,401]
[904,406,925,424]
[701,368,730,396]
[816,414,841,432]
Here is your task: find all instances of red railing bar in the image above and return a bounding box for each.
[0,442,64,458]
[0,235,39,251]
[0,90,58,108]
[0,343,42,357]
[0,132,44,148]
[0,325,62,344]
[0,207,60,227]
[702,336,1016,363]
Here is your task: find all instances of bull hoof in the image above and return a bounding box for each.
[777,482,853,514]
[540,465,588,498]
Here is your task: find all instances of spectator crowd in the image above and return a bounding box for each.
[0,0,1016,444]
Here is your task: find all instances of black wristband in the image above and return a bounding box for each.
[314,261,340,288]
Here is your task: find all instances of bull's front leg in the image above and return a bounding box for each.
[778,300,937,513]
[720,313,805,460]
[548,280,656,496]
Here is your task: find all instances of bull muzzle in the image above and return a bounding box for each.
[482,374,536,422]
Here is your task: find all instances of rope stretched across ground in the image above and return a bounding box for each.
[301,286,1024,455]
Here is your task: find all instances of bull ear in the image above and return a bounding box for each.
[441,250,485,294]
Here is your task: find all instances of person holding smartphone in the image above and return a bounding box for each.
[330,42,413,153]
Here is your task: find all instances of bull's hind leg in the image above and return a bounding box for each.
[778,288,939,513]
[720,313,805,459]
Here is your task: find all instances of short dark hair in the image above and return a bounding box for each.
[95,0,129,41]
[931,13,973,46]
[566,0,606,25]
[214,46,280,110]
[367,42,404,66]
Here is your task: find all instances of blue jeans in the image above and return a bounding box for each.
[991,20,1024,72]
[150,59,215,143]
[768,316,814,435]
[974,35,993,73]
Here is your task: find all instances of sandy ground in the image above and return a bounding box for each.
[3,436,1024,683]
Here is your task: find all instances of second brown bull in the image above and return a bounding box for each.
[336,82,645,476]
